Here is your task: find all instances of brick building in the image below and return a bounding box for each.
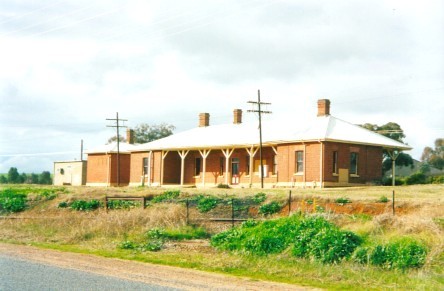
[126,99,411,188]
[85,130,136,186]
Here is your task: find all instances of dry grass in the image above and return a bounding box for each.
[1,184,443,289]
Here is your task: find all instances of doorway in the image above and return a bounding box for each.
[231,158,239,184]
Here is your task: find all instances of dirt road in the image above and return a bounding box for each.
[0,243,313,290]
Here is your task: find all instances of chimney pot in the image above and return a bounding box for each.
[126,128,135,144]
[199,113,210,127]
[233,109,242,124]
[317,99,331,117]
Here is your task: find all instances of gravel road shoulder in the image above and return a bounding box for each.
[0,243,315,290]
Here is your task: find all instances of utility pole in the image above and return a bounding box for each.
[248,90,272,189]
[106,112,127,186]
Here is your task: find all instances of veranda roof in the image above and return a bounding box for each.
[131,115,411,152]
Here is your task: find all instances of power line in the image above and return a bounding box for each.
[247,89,272,189]
[106,112,127,186]
[0,0,67,25]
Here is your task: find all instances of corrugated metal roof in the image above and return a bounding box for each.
[131,115,411,152]
[85,142,137,154]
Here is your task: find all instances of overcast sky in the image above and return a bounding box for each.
[0,0,443,173]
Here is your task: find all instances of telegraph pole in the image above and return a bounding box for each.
[248,90,272,189]
[106,112,127,186]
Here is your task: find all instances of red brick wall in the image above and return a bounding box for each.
[276,143,321,184]
[108,153,131,185]
[86,154,109,183]
[130,152,148,184]
[87,153,130,185]
[323,142,383,184]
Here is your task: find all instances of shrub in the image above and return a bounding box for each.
[0,188,27,213]
[377,196,389,203]
[405,172,427,185]
[258,201,281,215]
[70,200,101,211]
[211,215,362,262]
[152,190,180,203]
[381,177,405,186]
[353,238,428,270]
[196,196,219,213]
[335,197,351,205]
[141,240,163,252]
[39,190,57,201]
[118,240,137,250]
[429,175,444,184]
[58,201,69,208]
[216,183,230,189]
[253,192,267,204]
[107,200,140,209]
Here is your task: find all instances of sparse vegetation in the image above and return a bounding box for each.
[258,201,281,215]
[196,195,219,213]
[70,199,101,211]
[0,184,442,290]
[152,190,180,203]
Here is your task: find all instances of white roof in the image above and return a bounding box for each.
[85,142,137,154]
[131,115,411,152]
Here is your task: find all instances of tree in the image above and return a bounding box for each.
[7,167,20,184]
[38,171,52,185]
[107,135,126,144]
[108,123,175,144]
[421,138,444,170]
[360,122,413,173]
[133,123,175,144]
[0,175,7,184]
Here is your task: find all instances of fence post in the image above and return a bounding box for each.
[186,198,189,225]
[392,190,395,216]
[288,190,292,216]
[142,197,146,209]
[105,196,108,212]
[231,198,235,228]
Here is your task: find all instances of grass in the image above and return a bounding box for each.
[0,184,443,289]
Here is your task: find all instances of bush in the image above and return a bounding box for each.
[405,172,427,185]
[353,238,428,270]
[211,215,362,262]
[258,201,281,215]
[381,177,405,186]
[196,196,219,213]
[377,196,389,203]
[253,192,267,204]
[216,183,230,189]
[429,175,444,184]
[335,197,351,205]
[58,201,69,208]
[152,190,180,203]
[118,240,137,250]
[0,188,27,213]
[70,200,101,211]
[107,200,140,209]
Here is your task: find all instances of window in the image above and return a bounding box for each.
[273,155,278,175]
[332,151,338,174]
[142,158,149,175]
[295,151,304,173]
[350,152,358,175]
[219,157,224,176]
[246,156,250,175]
[195,158,201,176]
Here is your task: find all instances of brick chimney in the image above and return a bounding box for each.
[199,113,210,127]
[126,128,135,144]
[317,99,331,116]
[233,109,242,124]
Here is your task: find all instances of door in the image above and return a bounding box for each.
[231,158,240,184]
